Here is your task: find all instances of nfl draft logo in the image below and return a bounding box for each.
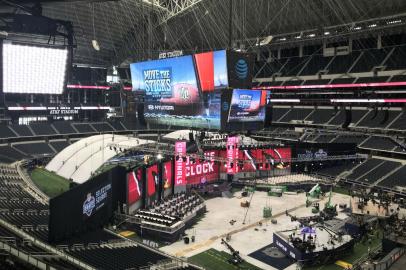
[83,193,96,217]
[179,86,190,100]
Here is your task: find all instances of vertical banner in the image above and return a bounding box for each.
[226,136,239,174]
[127,170,142,206]
[175,141,186,186]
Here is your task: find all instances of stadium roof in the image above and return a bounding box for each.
[5,0,406,66]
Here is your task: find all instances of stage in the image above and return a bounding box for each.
[159,189,352,269]
[273,226,354,264]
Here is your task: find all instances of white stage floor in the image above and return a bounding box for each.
[160,191,353,270]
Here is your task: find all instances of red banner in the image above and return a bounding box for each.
[163,161,172,189]
[147,164,158,196]
[175,141,186,186]
[186,151,219,185]
[127,169,142,205]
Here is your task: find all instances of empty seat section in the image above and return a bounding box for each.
[91,123,114,132]
[255,59,287,78]
[72,123,95,133]
[280,57,308,76]
[306,108,336,124]
[328,110,347,126]
[356,110,400,128]
[300,55,332,76]
[315,134,336,143]
[50,141,70,152]
[303,79,331,85]
[14,143,55,156]
[390,74,406,82]
[0,146,27,163]
[315,162,358,178]
[360,136,397,151]
[387,112,406,130]
[358,161,401,184]
[354,76,389,83]
[379,166,406,188]
[0,125,17,138]
[328,52,360,74]
[350,49,387,73]
[10,125,33,137]
[279,108,313,122]
[350,110,369,125]
[121,121,138,130]
[330,77,356,84]
[109,121,125,131]
[347,159,384,180]
[30,123,56,136]
[283,80,303,86]
[385,45,406,70]
[52,122,77,134]
[333,135,368,144]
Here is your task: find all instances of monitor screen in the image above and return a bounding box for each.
[2,42,68,94]
[227,89,267,122]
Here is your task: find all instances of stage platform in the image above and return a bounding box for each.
[274,225,354,264]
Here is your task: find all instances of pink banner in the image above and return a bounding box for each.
[175,141,186,186]
[226,136,239,174]
[254,81,406,91]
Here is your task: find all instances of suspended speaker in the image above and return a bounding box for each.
[264,105,273,128]
[342,109,352,129]
[137,103,146,126]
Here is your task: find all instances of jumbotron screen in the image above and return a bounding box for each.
[227,89,267,122]
[130,51,228,129]
[2,42,68,94]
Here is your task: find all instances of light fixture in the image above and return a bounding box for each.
[157,153,163,160]
[2,43,68,94]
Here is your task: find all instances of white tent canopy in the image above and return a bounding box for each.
[46,134,154,184]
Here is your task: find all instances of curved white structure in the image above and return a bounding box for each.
[46,134,153,183]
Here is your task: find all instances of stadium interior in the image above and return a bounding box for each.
[0,1,405,270]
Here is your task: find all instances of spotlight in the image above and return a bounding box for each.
[157,154,163,160]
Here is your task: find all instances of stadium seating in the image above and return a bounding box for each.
[255,45,406,80]
[13,142,55,156]
[10,125,34,137]
[314,162,359,178]
[52,121,78,134]
[359,137,397,151]
[0,125,17,138]
[30,123,57,136]
[346,159,384,181]
[69,245,167,270]
[378,166,406,189]
[354,160,402,185]
[0,145,29,163]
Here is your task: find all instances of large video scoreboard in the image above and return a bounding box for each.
[130,50,266,131]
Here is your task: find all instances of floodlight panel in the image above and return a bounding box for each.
[2,43,68,94]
